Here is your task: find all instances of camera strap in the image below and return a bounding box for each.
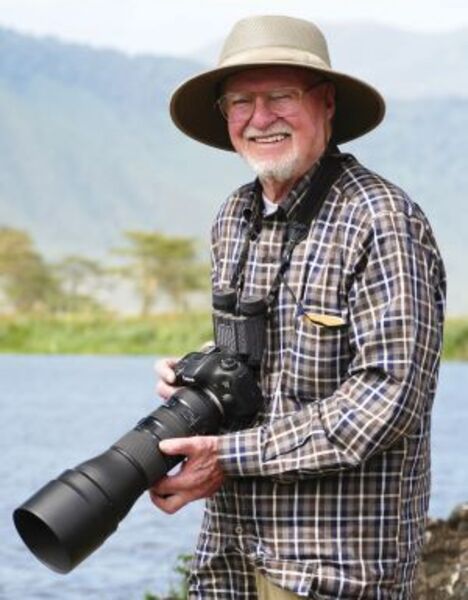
[265,151,345,307]
[230,149,347,307]
[229,181,263,294]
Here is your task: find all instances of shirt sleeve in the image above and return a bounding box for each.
[217,209,446,480]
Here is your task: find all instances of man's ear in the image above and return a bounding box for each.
[324,82,336,120]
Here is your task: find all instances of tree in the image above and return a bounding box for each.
[0,226,60,313]
[53,255,107,314]
[116,230,209,315]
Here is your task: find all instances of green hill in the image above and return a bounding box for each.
[0,27,466,314]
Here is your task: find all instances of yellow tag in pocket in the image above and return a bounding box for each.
[304,313,346,327]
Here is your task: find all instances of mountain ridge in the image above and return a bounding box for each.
[0,25,466,313]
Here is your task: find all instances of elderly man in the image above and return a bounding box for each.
[151,15,446,599]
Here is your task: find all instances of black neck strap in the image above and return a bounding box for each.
[228,180,263,293]
[230,151,346,308]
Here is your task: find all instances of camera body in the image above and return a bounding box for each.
[172,347,262,427]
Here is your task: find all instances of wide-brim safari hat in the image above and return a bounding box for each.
[170,15,386,151]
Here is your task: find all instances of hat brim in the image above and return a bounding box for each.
[170,62,386,151]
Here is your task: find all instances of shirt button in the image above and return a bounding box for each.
[235,525,243,535]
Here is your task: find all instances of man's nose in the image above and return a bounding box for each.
[248,96,278,129]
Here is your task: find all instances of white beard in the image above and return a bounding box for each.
[242,151,300,183]
[240,124,300,183]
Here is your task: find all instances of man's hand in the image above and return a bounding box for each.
[154,357,180,400]
[149,436,224,514]
[154,343,214,400]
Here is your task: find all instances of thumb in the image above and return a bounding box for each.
[159,437,192,455]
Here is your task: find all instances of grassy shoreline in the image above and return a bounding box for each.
[0,312,213,356]
[0,313,467,360]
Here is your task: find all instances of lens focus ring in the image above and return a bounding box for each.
[113,429,167,485]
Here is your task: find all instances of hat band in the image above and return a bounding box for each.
[219,46,331,71]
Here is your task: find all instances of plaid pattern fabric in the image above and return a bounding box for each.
[188,153,446,599]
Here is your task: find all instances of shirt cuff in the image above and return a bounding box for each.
[217,426,264,477]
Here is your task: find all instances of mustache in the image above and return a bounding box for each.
[243,124,294,139]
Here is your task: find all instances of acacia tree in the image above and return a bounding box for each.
[0,226,60,313]
[54,255,106,313]
[116,230,209,315]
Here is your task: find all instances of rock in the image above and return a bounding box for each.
[414,503,468,599]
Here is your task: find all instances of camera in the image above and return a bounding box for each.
[13,346,262,574]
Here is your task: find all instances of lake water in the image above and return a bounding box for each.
[0,356,467,599]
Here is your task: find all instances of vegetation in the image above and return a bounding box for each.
[442,318,468,361]
[0,312,212,355]
[0,226,467,359]
[0,224,213,355]
[0,226,62,313]
[115,230,209,315]
[53,255,107,313]
[0,225,209,313]
[143,554,192,600]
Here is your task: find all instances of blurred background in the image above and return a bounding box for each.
[0,1,467,598]
[0,0,467,318]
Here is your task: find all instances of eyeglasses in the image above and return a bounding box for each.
[216,81,327,123]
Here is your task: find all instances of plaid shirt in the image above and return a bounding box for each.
[188,153,446,599]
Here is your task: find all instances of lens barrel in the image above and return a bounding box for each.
[13,387,223,573]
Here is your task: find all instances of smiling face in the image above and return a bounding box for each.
[223,66,335,197]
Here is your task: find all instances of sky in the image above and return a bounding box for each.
[0,0,467,57]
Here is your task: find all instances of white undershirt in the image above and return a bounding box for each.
[262,194,280,216]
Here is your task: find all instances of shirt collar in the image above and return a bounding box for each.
[276,162,319,219]
[240,158,325,225]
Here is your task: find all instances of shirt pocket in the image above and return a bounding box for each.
[281,308,352,402]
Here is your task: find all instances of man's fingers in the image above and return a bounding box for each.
[156,380,179,400]
[152,473,185,495]
[154,357,180,400]
[151,466,199,496]
[154,357,178,383]
[149,490,187,514]
[149,435,223,514]
[159,437,195,455]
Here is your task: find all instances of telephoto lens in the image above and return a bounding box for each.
[13,348,262,574]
